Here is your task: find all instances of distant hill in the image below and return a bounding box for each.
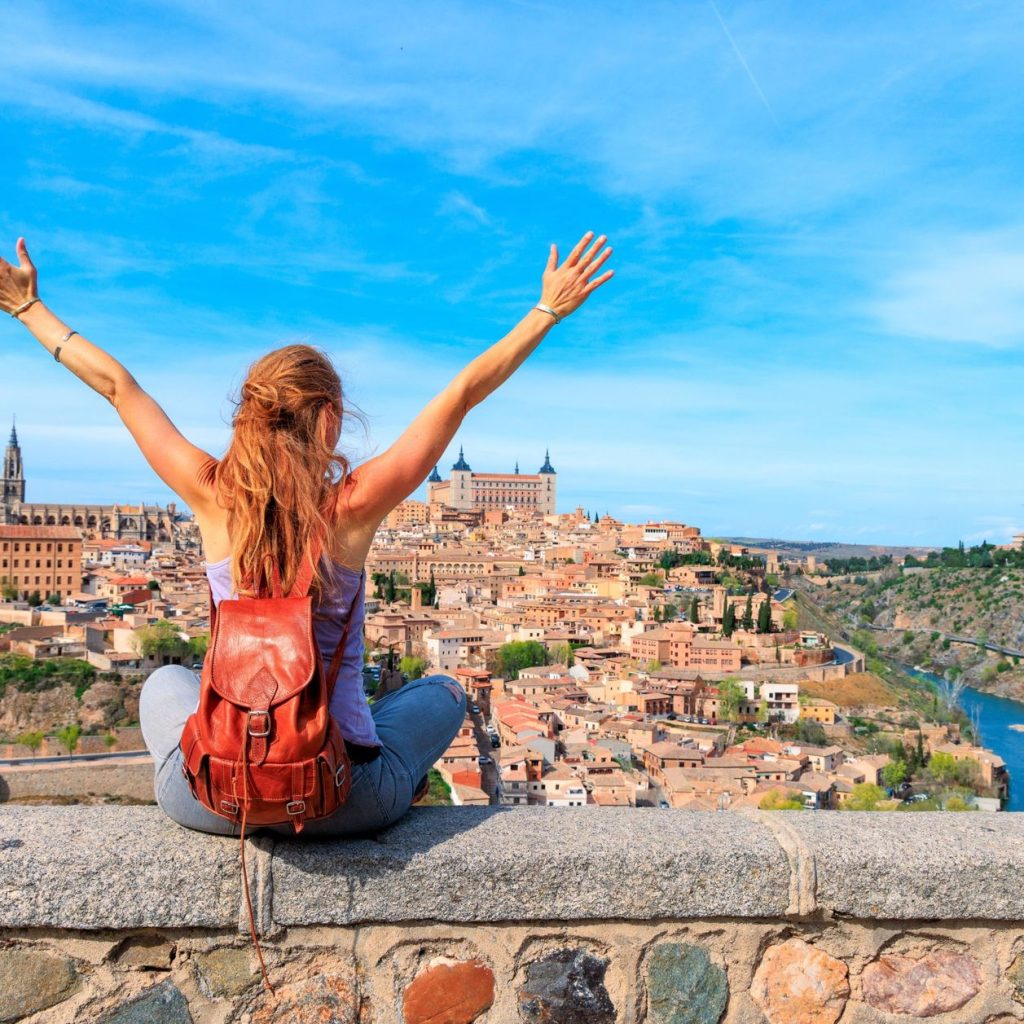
[797,567,1024,700]
[721,537,939,561]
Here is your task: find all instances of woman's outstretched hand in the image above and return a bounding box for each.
[0,239,38,316]
[539,231,614,321]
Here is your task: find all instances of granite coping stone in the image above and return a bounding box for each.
[3,806,1024,931]
[780,810,1024,920]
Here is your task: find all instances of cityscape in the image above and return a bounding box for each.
[3,422,1018,818]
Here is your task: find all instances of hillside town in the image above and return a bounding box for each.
[0,427,1013,812]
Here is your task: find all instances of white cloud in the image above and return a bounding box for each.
[870,232,1024,347]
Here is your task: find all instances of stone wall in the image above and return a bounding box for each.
[0,759,154,803]
[3,806,1024,1023]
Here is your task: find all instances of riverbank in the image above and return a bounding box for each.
[905,666,1021,811]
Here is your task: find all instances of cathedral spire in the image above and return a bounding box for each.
[8,416,16,448]
[514,460,519,475]
[452,445,472,472]
[428,464,442,483]
[538,448,556,474]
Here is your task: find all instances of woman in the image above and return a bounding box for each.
[0,232,614,837]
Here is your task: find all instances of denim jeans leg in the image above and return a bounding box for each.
[139,664,239,836]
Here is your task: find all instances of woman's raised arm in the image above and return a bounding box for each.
[342,231,613,528]
[0,238,218,512]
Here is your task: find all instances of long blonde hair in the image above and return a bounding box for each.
[214,344,361,598]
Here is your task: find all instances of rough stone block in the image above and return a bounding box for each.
[403,956,495,1024]
[193,946,257,999]
[645,942,728,1024]
[861,948,983,1016]
[0,807,242,929]
[0,947,79,1023]
[750,938,848,1024]
[271,807,790,925]
[96,980,193,1024]
[518,947,615,1024]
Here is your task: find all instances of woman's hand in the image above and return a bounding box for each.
[539,231,614,321]
[0,239,38,316]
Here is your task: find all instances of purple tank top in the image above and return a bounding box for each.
[203,553,381,748]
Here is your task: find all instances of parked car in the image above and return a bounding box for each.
[659,800,670,809]
[477,755,492,765]
[470,704,481,714]
[490,736,501,748]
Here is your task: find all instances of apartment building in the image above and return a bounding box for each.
[0,525,83,600]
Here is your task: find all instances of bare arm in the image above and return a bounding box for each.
[1,239,218,513]
[343,231,614,526]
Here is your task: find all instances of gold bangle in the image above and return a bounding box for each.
[10,296,40,318]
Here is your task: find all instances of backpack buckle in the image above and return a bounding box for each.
[286,800,305,815]
[220,799,239,815]
[247,710,271,737]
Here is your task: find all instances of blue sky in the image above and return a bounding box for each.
[2,1,1023,547]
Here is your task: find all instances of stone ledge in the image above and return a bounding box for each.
[3,806,1024,934]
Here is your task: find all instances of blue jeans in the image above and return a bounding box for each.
[139,665,467,837]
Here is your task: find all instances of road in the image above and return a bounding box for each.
[466,706,500,803]
[864,623,1024,660]
[0,749,152,768]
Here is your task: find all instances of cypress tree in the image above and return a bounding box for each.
[689,596,699,624]
[757,598,771,634]
[723,602,736,637]
[742,594,754,631]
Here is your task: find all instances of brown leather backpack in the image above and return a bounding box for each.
[180,529,356,832]
[179,530,358,992]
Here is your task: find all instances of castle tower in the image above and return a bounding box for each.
[449,446,473,510]
[2,418,26,511]
[537,449,557,515]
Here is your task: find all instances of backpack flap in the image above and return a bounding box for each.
[206,595,316,707]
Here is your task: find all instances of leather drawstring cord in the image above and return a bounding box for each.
[238,732,274,995]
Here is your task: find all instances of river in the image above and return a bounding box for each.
[905,667,1023,811]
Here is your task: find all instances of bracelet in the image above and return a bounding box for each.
[54,330,78,365]
[535,303,561,324]
[10,296,40,319]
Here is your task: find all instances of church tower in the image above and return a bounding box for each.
[2,418,26,513]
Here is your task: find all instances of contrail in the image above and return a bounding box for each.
[708,0,780,129]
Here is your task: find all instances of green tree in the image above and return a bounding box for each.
[689,596,699,624]
[147,580,161,591]
[756,598,771,634]
[399,656,426,681]
[759,789,804,810]
[547,642,574,668]
[843,783,886,810]
[45,592,61,606]
[27,590,42,607]
[795,718,827,745]
[103,733,118,750]
[495,640,548,680]
[782,607,798,631]
[187,634,210,661]
[133,619,188,659]
[56,723,81,757]
[722,602,737,637]
[518,566,526,576]
[639,572,663,588]
[741,594,754,631]
[716,677,746,722]
[881,761,908,791]
[17,729,44,754]
[927,751,960,785]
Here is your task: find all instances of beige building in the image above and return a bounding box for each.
[0,525,83,601]
[427,448,557,516]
